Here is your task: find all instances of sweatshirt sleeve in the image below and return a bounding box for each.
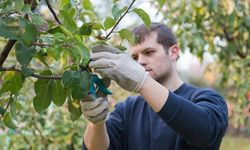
[106,101,128,150]
[157,89,228,147]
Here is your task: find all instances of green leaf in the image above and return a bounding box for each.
[244,16,250,27]
[68,98,82,122]
[157,0,166,8]
[47,46,62,60]
[10,101,18,121]
[91,23,104,30]
[79,23,93,36]
[81,11,97,21]
[51,80,67,106]
[33,80,53,114]
[73,42,90,67]
[62,71,91,100]
[33,94,51,114]
[10,72,23,94]
[3,112,17,129]
[29,13,46,26]
[114,45,127,51]
[62,70,76,89]
[18,17,38,46]
[133,8,151,28]
[48,26,64,34]
[59,10,77,33]
[0,72,23,95]
[72,71,91,99]
[33,70,53,113]
[0,17,20,39]
[104,17,116,30]
[82,0,93,11]
[112,5,128,20]
[118,29,135,45]
[35,51,50,67]
[112,4,121,20]
[21,66,34,77]
[59,25,73,36]
[15,42,36,65]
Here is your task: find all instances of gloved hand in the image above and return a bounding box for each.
[89,44,148,92]
[80,96,108,124]
[80,77,110,124]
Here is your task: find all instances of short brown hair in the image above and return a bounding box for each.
[132,22,177,53]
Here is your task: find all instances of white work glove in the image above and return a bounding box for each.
[80,78,110,124]
[89,44,148,92]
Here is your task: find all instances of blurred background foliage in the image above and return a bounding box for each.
[0,0,249,149]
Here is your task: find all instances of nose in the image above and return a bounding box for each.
[137,55,147,66]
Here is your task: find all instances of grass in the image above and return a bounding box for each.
[220,133,250,150]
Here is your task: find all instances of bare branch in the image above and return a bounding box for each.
[105,0,136,39]
[0,94,13,120]
[0,40,17,67]
[44,0,62,25]
[0,66,62,80]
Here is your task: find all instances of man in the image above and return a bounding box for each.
[81,22,228,150]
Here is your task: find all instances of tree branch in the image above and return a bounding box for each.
[0,66,62,80]
[0,40,17,67]
[0,94,13,120]
[0,0,38,67]
[222,26,248,59]
[105,0,136,39]
[44,0,62,25]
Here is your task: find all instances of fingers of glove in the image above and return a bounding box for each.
[93,68,113,78]
[89,58,115,69]
[80,97,103,111]
[84,99,108,117]
[81,95,94,102]
[102,77,111,87]
[92,44,122,54]
[88,108,109,124]
[90,52,116,61]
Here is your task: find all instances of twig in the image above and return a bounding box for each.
[0,40,17,67]
[33,42,73,48]
[105,0,136,39]
[0,66,62,80]
[0,11,20,17]
[222,27,248,59]
[33,42,52,47]
[0,94,14,119]
[44,0,62,25]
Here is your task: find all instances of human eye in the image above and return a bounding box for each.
[132,55,138,61]
[145,50,154,56]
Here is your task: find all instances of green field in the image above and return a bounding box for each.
[221,134,250,150]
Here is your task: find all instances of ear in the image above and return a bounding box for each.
[168,44,179,61]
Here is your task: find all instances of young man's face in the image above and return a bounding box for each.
[129,32,176,84]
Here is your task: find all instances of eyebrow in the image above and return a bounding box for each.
[131,47,156,56]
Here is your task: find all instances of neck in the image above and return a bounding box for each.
[161,71,183,92]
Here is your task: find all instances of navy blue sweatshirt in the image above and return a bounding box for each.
[83,83,228,150]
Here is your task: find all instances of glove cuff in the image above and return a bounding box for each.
[133,71,149,92]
